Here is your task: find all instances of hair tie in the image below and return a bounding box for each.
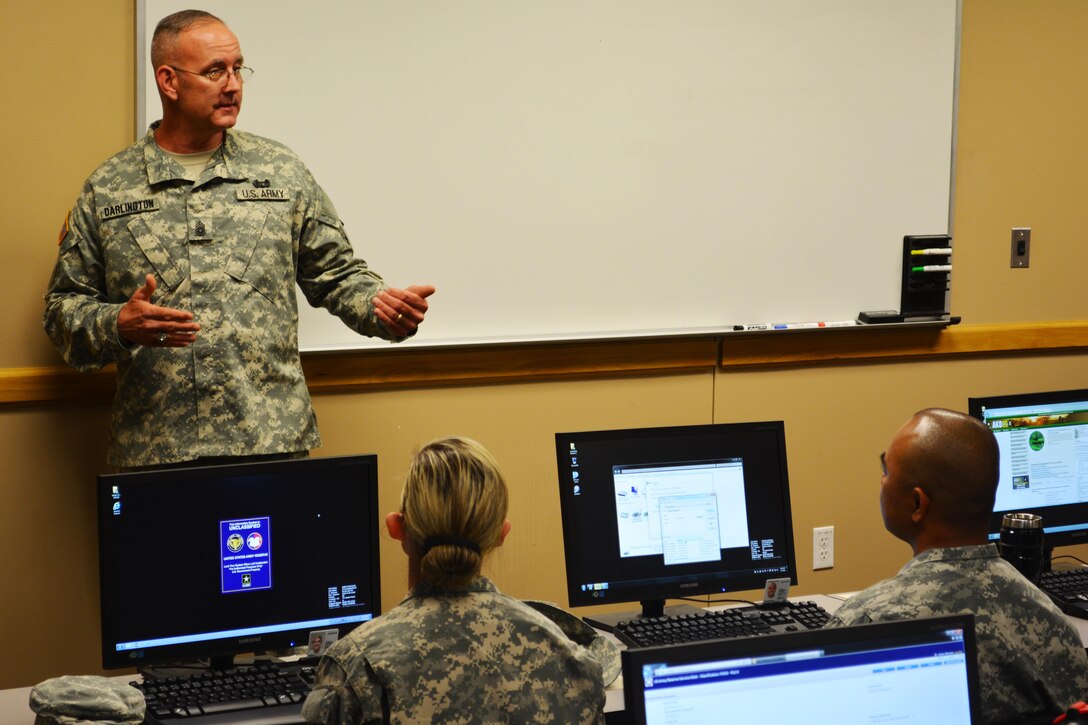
[420,535,482,557]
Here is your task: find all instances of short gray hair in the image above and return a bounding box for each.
[150,9,224,68]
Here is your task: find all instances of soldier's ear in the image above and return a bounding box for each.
[910,486,930,523]
[155,65,180,102]
[386,512,419,557]
[386,512,406,541]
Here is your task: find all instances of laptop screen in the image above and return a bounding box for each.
[622,614,978,724]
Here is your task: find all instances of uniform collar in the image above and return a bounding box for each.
[143,122,250,187]
[900,543,999,574]
[403,576,497,603]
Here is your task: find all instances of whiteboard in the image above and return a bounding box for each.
[138,0,959,351]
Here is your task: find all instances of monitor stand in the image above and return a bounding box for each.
[141,655,239,680]
[582,599,704,633]
[208,654,236,671]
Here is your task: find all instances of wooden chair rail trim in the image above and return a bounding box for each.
[720,321,1088,368]
[3,322,1085,406]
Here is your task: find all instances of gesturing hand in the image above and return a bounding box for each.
[117,274,201,347]
[374,284,436,337]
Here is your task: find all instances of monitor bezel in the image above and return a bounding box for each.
[554,421,798,613]
[969,387,1088,550]
[96,454,381,670]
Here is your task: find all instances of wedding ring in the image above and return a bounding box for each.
[395,312,404,323]
[158,331,168,343]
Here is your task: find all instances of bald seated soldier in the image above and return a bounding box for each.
[826,408,1087,725]
[43,9,435,468]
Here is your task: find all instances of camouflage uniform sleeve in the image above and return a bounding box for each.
[301,647,384,725]
[294,178,405,342]
[823,596,875,628]
[42,185,134,371]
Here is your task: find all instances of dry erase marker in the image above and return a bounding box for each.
[911,265,952,273]
[909,248,952,256]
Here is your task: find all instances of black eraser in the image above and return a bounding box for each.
[859,310,904,324]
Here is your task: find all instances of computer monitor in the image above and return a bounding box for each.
[554,422,797,629]
[97,454,381,670]
[622,614,980,724]
[969,387,1088,565]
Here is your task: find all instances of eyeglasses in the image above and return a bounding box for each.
[169,65,254,85]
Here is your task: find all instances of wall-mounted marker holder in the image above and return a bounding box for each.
[860,234,951,324]
[900,234,951,320]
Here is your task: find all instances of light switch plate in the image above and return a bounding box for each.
[1011,227,1030,268]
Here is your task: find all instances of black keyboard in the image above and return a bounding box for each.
[135,661,318,724]
[1039,568,1088,619]
[612,601,832,648]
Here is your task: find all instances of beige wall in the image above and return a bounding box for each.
[953,0,1088,322]
[1,2,136,369]
[2,0,1087,690]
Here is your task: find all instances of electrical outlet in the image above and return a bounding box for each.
[813,525,834,570]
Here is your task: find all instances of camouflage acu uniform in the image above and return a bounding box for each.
[44,124,398,467]
[826,544,1088,724]
[301,577,606,724]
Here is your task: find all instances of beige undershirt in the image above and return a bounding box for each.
[161,148,217,182]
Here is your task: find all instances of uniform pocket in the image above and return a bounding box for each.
[225,206,295,306]
[102,215,185,298]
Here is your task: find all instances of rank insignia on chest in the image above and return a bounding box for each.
[237,188,289,201]
[190,218,213,241]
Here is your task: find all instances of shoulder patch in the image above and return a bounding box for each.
[57,211,70,245]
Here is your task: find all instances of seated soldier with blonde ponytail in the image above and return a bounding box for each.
[302,437,606,724]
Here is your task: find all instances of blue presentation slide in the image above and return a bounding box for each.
[220,517,272,594]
